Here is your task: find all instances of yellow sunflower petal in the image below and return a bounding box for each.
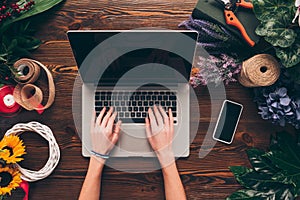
[0,135,26,164]
[0,167,22,196]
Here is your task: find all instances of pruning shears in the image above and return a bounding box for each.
[218,0,255,47]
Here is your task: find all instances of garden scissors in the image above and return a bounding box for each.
[218,0,255,46]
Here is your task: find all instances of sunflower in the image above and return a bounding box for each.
[0,167,22,196]
[0,135,26,164]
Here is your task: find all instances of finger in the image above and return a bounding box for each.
[96,107,106,125]
[101,107,114,128]
[145,117,152,138]
[159,105,169,127]
[148,107,158,127]
[113,120,122,135]
[107,112,117,132]
[169,108,174,138]
[111,131,120,145]
[91,110,96,129]
[153,105,163,126]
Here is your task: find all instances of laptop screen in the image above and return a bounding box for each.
[67,31,198,85]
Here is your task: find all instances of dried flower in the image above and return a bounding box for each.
[179,16,249,58]
[190,53,241,88]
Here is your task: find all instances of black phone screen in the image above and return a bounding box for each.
[213,101,243,143]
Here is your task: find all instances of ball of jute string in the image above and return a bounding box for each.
[5,121,60,182]
[238,54,280,87]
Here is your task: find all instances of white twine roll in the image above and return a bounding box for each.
[5,121,60,182]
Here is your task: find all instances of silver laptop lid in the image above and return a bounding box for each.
[67,30,198,85]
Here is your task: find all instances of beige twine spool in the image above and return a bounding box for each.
[238,54,280,87]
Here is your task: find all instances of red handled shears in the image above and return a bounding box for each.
[218,0,255,46]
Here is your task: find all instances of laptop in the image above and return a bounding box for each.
[67,30,198,157]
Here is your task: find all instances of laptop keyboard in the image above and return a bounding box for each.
[95,90,177,123]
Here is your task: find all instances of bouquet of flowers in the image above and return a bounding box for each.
[0,0,63,86]
[0,135,26,198]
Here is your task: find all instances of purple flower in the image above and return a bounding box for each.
[254,70,300,129]
[189,53,241,88]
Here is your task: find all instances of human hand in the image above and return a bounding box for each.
[91,107,122,158]
[145,105,175,166]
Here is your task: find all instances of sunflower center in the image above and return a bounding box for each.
[0,172,12,187]
[0,159,6,168]
[2,146,13,157]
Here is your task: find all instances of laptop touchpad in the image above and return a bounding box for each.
[119,130,152,154]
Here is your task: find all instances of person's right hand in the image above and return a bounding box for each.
[145,105,175,166]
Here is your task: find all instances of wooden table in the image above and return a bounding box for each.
[1,0,296,199]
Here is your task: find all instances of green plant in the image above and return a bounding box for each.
[227,131,300,199]
[0,0,64,86]
[252,0,300,68]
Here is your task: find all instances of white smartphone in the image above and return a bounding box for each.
[212,100,243,144]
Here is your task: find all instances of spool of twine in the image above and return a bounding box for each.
[238,54,280,87]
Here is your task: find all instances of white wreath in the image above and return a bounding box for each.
[5,121,60,182]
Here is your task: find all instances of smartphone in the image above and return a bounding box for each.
[213,100,243,144]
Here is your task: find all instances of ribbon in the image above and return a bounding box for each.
[12,59,55,114]
[19,180,29,200]
[0,85,21,114]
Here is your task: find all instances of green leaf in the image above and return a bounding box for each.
[255,12,296,48]
[229,166,253,186]
[239,171,283,190]
[252,0,295,22]
[0,0,64,32]
[275,43,300,68]
[252,0,299,68]
[238,171,294,199]
[265,132,300,194]
[246,148,279,175]
[14,36,41,51]
[230,166,253,176]
[228,132,300,199]
[7,39,18,52]
[226,189,275,200]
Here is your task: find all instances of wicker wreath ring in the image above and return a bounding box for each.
[5,121,60,182]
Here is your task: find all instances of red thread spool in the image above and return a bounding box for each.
[0,85,21,114]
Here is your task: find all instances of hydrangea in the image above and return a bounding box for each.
[189,54,241,88]
[254,70,300,129]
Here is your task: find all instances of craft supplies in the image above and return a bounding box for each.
[12,58,55,114]
[0,85,20,114]
[5,122,60,182]
[238,54,280,87]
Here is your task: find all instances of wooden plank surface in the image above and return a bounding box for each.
[1,0,297,199]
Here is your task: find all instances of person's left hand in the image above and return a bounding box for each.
[90,107,122,156]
